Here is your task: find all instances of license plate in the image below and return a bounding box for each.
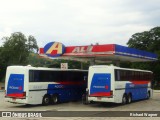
[97,97,101,100]
[12,98,16,101]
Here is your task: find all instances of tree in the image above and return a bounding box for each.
[127,31,151,50]
[0,32,39,82]
[28,35,39,53]
[0,47,6,82]
[1,32,28,65]
[127,26,160,88]
[127,27,160,55]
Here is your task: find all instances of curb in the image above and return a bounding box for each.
[153,90,160,93]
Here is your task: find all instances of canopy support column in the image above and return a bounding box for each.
[113,61,120,66]
[90,58,95,65]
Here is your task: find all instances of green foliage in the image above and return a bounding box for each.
[128,27,160,53]
[1,32,28,65]
[127,26,160,89]
[0,32,39,82]
[28,35,39,53]
[127,31,151,50]
[28,53,90,70]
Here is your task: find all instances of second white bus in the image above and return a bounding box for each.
[86,65,153,104]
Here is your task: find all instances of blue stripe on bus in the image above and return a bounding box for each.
[47,84,85,102]
[125,83,148,100]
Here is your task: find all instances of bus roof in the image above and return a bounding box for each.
[90,65,152,73]
[7,65,88,72]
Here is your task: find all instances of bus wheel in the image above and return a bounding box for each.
[42,95,51,105]
[122,94,127,104]
[147,91,150,99]
[52,95,58,104]
[127,94,132,104]
[82,94,88,105]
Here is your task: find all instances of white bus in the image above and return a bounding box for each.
[86,65,153,104]
[5,66,88,105]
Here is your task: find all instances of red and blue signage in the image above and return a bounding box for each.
[39,42,157,62]
[43,42,65,57]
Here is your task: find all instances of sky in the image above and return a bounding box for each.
[0,0,160,48]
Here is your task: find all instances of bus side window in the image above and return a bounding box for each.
[115,70,120,81]
[84,76,87,81]
[29,70,40,82]
[34,71,40,82]
[29,70,34,82]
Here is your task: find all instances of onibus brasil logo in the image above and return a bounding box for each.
[44,42,65,57]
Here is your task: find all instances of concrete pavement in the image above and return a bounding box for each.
[0,82,5,92]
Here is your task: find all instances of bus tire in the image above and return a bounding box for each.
[52,94,59,104]
[147,91,150,99]
[122,94,127,104]
[82,94,87,105]
[127,93,132,104]
[42,95,51,105]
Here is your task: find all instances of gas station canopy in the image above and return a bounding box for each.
[39,42,157,63]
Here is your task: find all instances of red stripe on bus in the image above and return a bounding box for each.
[89,92,111,97]
[131,80,150,85]
[7,93,24,97]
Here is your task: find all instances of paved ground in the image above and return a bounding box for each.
[1,92,160,111]
[0,91,160,120]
